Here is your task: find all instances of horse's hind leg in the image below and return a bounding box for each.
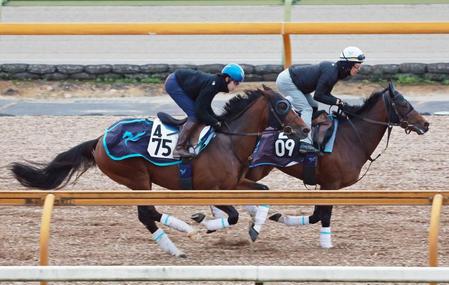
[132,178,193,258]
[138,205,191,258]
[96,151,192,257]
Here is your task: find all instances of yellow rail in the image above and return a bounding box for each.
[1,190,448,206]
[0,190,446,278]
[1,22,449,35]
[1,22,449,68]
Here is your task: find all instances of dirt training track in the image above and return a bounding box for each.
[0,114,448,285]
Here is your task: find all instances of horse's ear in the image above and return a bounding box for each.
[388,81,396,97]
[262,84,272,91]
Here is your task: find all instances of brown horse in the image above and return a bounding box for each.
[10,86,309,257]
[245,82,430,247]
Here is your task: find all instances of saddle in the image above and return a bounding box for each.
[157,112,187,126]
[103,115,215,165]
[311,110,334,152]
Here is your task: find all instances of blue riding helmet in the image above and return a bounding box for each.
[221,63,245,82]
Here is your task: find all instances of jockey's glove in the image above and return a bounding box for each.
[336,99,349,109]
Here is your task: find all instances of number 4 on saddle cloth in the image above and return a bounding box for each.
[103,112,215,188]
[249,111,338,185]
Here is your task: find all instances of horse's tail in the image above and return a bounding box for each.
[10,138,99,190]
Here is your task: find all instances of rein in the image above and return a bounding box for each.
[214,92,292,169]
[339,90,411,183]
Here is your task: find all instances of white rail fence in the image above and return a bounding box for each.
[0,266,449,283]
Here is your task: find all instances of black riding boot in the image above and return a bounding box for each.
[173,118,198,159]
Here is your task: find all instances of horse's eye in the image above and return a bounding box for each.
[277,102,288,111]
[274,99,291,116]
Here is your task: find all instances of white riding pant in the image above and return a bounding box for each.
[276,69,318,144]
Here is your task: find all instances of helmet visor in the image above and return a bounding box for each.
[341,52,365,62]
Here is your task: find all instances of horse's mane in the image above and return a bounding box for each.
[343,87,388,116]
[217,89,263,122]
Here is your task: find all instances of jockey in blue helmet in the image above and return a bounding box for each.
[164,63,245,158]
[222,63,245,82]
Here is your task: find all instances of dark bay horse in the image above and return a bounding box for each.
[10,86,309,257]
[245,82,430,247]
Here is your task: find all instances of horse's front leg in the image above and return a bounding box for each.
[269,204,333,248]
[235,178,271,242]
[191,205,239,232]
[311,205,333,248]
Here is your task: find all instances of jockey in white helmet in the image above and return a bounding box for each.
[275,46,365,153]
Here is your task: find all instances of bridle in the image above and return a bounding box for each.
[215,91,295,167]
[339,82,417,182]
[217,93,294,137]
[340,83,416,159]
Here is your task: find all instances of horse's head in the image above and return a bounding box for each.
[260,85,310,140]
[385,82,429,135]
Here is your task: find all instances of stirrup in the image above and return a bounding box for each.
[298,142,319,153]
[173,148,195,159]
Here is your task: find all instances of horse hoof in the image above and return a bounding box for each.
[191,213,205,223]
[206,230,216,234]
[256,183,269,190]
[269,213,282,222]
[248,225,259,242]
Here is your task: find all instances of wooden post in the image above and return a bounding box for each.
[282,0,293,68]
[40,194,55,285]
[428,194,443,285]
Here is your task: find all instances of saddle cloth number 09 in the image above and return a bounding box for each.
[274,132,296,157]
[147,119,179,159]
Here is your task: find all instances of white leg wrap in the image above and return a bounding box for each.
[152,229,184,257]
[281,215,310,226]
[253,205,269,233]
[319,227,333,249]
[202,217,230,231]
[161,214,193,233]
[243,205,258,219]
[210,206,227,218]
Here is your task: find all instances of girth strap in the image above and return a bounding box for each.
[178,160,193,190]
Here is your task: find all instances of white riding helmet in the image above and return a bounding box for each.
[339,46,365,63]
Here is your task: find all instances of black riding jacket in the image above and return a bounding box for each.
[174,69,229,126]
[288,61,350,105]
